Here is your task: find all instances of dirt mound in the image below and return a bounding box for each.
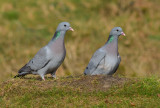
[60,75,128,91]
[0,75,129,94]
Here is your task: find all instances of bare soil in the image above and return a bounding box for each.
[0,75,129,94]
[60,75,128,91]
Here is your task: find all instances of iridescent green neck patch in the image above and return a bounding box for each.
[55,31,61,40]
[108,36,114,43]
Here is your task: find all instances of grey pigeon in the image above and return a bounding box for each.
[15,22,74,80]
[84,27,125,75]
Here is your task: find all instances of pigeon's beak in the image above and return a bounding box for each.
[69,27,74,31]
[121,32,126,36]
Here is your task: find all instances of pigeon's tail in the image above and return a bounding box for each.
[14,72,29,78]
[14,64,32,78]
[14,74,20,78]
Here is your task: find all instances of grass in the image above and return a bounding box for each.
[3,10,19,20]
[0,76,160,107]
[105,77,160,107]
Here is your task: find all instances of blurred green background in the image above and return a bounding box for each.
[0,0,160,81]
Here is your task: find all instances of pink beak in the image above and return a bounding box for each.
[69,27,74,31]
[121,32,126,36]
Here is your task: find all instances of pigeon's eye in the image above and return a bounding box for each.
[116,29,119,32]
[64,25,66,27]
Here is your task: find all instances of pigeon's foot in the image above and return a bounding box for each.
[52,75,59,80]
[41,77,45,81]
[39,75,45,81]
[52,75,56,78]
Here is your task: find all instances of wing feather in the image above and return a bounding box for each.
[18,47,50,73]
[84,49,106,75]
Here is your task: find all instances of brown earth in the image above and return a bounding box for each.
[61,75,129,92]
[0,75,129,96]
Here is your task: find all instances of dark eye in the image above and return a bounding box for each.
[64,25,66,27]
[116,29,119,32]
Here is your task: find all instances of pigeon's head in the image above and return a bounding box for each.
[56,22,74,32]
[110,27,125,37]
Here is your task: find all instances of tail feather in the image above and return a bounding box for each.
[14,72,29,78]
[14,64,32,78]
[18,64,32,73]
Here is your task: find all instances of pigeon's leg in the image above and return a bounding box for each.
[41,76,45,81]
[39,74,45,81]
[51,70,57,79]
[51,72,56,79]
[52,74,56,79]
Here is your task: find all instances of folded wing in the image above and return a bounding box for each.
[84,49,106,75]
